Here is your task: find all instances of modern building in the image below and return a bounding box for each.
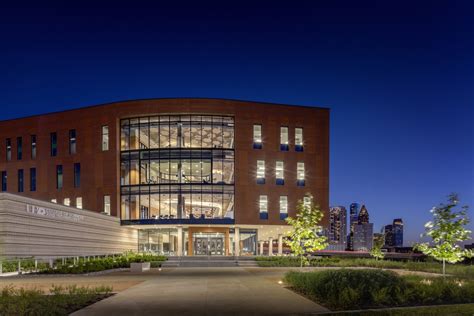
[384,224,394,247]
[352,205,373,251]
[392,218,404,247]
[347,202,360,250]
[0,98,329,257]
[384,218,404,247]
[328,206,347,251]
[353,223,374,251]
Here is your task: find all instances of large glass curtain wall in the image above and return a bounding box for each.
[121,115,235,221]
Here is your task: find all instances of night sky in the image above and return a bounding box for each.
[1,1,473,245]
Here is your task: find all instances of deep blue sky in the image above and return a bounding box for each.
[1,1,473,245]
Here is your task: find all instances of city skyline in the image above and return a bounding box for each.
[0,2,472,245]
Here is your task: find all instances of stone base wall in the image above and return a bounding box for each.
[0,193,137,259]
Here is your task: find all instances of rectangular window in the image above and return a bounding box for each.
[56,165,63,189]
[64,198,70,206]
[69,129,76,154]
[276,161,284,185]
[50,132,57,156]
[74,163,81,188]
[18,169,24,192]
[6,138,11,161]
[297,162,305,186]
[31,135,37,159]
[1,171,6,191]
[30,168,36,191]
[253,124,262,149]
[303,196,311,209]
[102,125,109,151]
[17,137,22,160]
[259,195,268,219]
[280,126,289,151]
[76,197,83,209]
[51,198,57,203]
[280,196,288,219]
[104,195,111,215]
[256,160,265,184]
[295,128,304,151]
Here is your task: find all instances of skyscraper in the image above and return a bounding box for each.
[393,218,404,247]
[328,206,347,250]
[353,223,374,251]
[358,205,369,224]
[384,224,394,247]
[347,203,360,250]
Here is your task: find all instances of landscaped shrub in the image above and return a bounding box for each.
[284,269,474,310]
[0,284,112,315]
[40,253,166,274]
[255,256,474,278]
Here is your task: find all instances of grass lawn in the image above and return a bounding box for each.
[327,303,474,315]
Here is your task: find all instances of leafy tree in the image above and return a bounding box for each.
[370,235,385,260]
[285,194,328,268]
[415,194,473,276]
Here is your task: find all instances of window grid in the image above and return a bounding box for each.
[102,126,109,151]
[18,169,24,192]
[17,137,22,160]
[256,160,265,184]
[56,165,63,189]
[76,197,83,209]
[295,128,304,151]
[253,124,262,149]
[1,171,7,191]
[276,161,284,185]
[74,163,81,188]
[31,135,37,159]
[297,162,305,186]
[259,195,268,220]
[280,126,289,151]
[280,196,288,220]
[30,168,36,192]
[104,195,111,214]
[6,138,11,161]
[69,129,76,154]
[50,133,57,156]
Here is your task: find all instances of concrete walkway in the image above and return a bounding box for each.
[72,267,329,316]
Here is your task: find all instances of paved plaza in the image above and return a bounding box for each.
[70,267,329,316]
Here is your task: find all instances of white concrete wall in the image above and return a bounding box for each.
[0,193,137,259]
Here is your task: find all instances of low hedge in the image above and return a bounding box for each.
[256,256,474,278]
[41,253,166,274]
[0,284,112,315]
[284,269,474,310]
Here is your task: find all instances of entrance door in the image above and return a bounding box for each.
[193,234,224,255]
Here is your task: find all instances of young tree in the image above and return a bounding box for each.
[370,235,385,260]
[285,194,328,268]
[415,194,473,276]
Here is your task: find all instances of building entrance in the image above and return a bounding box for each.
[194,233,225,256]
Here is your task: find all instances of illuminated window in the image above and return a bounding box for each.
[276,161,284,185]
[102,126,109,151]
[253,124,262,149]
[69,129,76,154]
[280,196,288,219]
[31,135,36,159]
[297,162,305,186]
[295,128,303,151]
[51,199,57,203]
[64,198,70,206]
[280,127,289,151]
[303,196,311,209]
[76,197,83,209]
[256,160,265,184]
[6,138,11,161]
[104,195,111,215]
[259,195,268,219]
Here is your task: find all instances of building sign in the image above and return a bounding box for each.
[26,204,84,222]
